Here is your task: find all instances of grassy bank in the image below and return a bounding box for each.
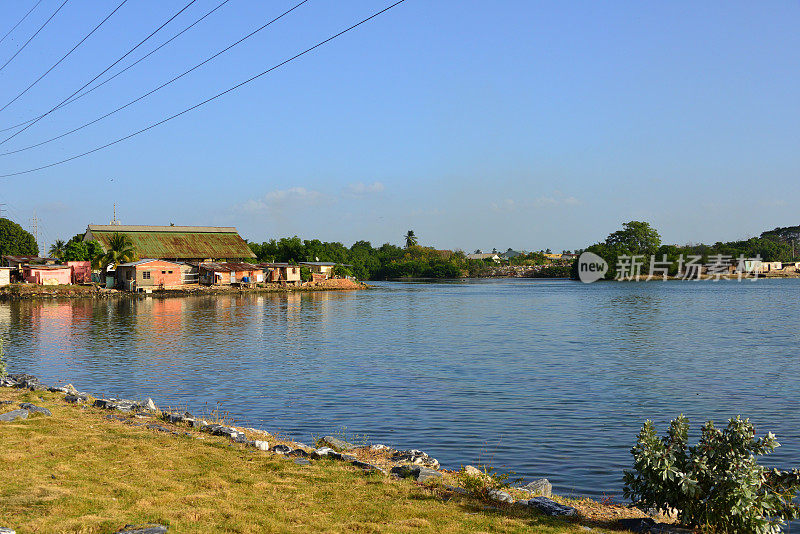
[0,387,651,533]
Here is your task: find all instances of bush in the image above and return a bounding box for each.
[454,465,515,503]
[623,415,800,533]
[299,267,312,282]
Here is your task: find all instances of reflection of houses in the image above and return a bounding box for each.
[115,259,183,291]
[199,262,264,286]
[258,263,301,285]
[84,225,256,263]
[23,265,72,285]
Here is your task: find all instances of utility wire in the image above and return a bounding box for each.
[0,0,129,114]
[0,0,70,73]
[0,0,198,146]
[0,0,44,48]
[0,0,233,134]
[0,0,308,157]
[0,0,407,178]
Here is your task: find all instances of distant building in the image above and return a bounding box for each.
[466,253,501,262]
[23,265,72,285]
[115,259,183,291]
[3,255,57,270]
[199,262,264,286]
[258,263,301,285]
[299,261,338,279]
[83,225,256,263]
[499,249,525,260]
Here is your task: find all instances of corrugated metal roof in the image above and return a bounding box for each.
[87,225,238,233]
[117,259,183,267]
[89,227,255,260]
[200,262,262,273]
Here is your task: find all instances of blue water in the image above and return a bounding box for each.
[4,278,800,500]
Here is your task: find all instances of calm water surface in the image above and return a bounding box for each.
[4,278,800,499]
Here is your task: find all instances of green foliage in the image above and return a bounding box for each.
[0,217,38,257]
[332,264,352,278]
[48,239,66,259]
[299,267,312,282]
[404,230,418,248]
[101,233,137,268]
[623,415,800,533]
[606,221,662,255]
[455,465,514,503]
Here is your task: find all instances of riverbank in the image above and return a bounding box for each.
[0,375,674,534]
[0,279,367,300]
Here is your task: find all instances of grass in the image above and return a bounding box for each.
[0,388,587,534]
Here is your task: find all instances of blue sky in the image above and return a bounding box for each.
[0,0,797,252]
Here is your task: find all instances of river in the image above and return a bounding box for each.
[3,278,799,499]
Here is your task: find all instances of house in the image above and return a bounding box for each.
[115,259,183,291]
[66,261,92,284]
[0,267,10,286]
[84,225,256,263]
[3,255,57,270]
[499,249,525,260]
[299,262,338,280]
[23,265,72,285]
[466,253,501,262]
[199,262,264,286]
[258,263,301,285]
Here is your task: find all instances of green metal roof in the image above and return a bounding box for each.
[89,229,255,260]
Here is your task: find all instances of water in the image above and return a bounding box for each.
[4,278,800,500]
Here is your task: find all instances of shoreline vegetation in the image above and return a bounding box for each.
[0,373,670,533]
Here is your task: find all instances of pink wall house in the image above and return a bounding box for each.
[67,261,92,284]
[23,265,72,285]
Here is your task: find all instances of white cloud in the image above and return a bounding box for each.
[492,192,581,211]
[346,181,385,195]
[242,187,325,213]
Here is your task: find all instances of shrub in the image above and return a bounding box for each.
[454,465,514,503]
[299,267,312,282]
[623,415,800,533]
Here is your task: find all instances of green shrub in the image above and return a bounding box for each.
[623,415,800,533]
[299,267,312,282]
[454,465,515,503]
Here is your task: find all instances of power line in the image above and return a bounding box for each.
[0,0,407,178]
[0,0,129,114]
[0,0,233,134]
[0,0,70,73]
[0,0,198,147]
[0,0,309,157]
[0,0,44,48]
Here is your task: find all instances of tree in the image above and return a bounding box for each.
[605,221,662,255]
[404,230,418,248]
[63,240,88,262]
[0,218,38,257]
[101,233,136,268]
[49,239,66,259]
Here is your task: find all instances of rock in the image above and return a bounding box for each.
[117,524,167,533]
[650,524,694,534]
[64,394,87,403]
[390,465,442,482]
[190,419,205,428]
[63,384,79,395]
[312,447,340,459]
[320,435,357,451]
[369,444,393,451]
[146,424,173,433]
[617,518,655,533]
[293,458,311,466]
[254,440,269,451]
[19,403,52,417]
[463,465,484,476]
[0,400,11,406]
[391,449,439,469]
[0,409,28,422]
[272,444,292,454]
[144,398,157,411]
[443,484,469,495]
[526,496,577,517]
[488,489,514,503]
[289,448,309,457]
[516,478,552,497]
[340,454,358,462]
[351,460,387,475]
[163,413,184,424]
[8,373,40,390]
[0,527,15,534]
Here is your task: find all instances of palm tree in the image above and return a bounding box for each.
[48,239,66,259]
[101,233,136,269]
[404,230,418,248]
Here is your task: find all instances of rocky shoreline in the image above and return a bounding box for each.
[0,372,687,534]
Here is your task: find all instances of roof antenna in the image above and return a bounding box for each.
[110,203,121,225]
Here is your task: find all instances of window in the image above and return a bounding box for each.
[162,270,166,274]
[168,270,173,274]
[142,271,151,280]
